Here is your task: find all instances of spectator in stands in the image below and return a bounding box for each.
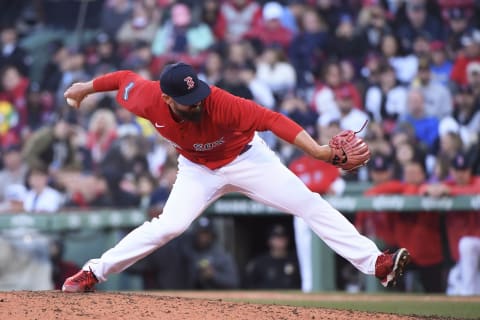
[216,62,254,100]
[217,0,263,43]
[0,65,30,140]
[25,82,54,132]
[436,129,464,171]
[226,41,254,66]
[22,115,80,176]
[357,0,392,55]
[239,60,275,110]
[256,46,296,100]
[311,61,340,116]
[199,0,223,41]
[64,172,115,209]
[380,33,418,85]
[420,152,480,296]
[183,217,239,289]
[85,108,118,171]
[244,2,293,52]
[314,0,341,35]
[411,57,453,119]
[99,134,148,207]
[116,0,159,46]
[359,52,382,88]
[429,41,453,87]
[401,89,439,153]
[451,28,480,86]
[0,24,31,77]
[100,0,133,39]
[363,121,393,157]
[86,32,121,75]
[328,13,366,66]
[244,224,301,289]
[288,9,328,89]
[395,0,444,54]
[282,0,308,34]
[23,166,64,213]
[55,48,89,109]
[444,7,473,56]
[151,3,214,71]
[39,41,67,95]
[325,85,369,138]
[467,61,480,97]
[198,51,224,86]
[0,145,27,203]
[364,63,407,135]
[441,85,480,150]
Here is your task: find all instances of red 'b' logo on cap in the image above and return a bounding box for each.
[184,76,195,90]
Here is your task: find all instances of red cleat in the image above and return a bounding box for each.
[62,268,98,293]
[375,248,410,288]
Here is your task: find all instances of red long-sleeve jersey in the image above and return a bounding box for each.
[93,71,303,170]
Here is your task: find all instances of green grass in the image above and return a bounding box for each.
[228,296,480,319]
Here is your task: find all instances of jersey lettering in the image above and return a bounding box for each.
[193,137,225,151]
[123,82,135,101]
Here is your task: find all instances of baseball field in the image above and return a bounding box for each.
[1,290,479,319]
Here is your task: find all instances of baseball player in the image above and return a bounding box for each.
[62,62,409,292]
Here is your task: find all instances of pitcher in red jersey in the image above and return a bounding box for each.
[61,62,409,292]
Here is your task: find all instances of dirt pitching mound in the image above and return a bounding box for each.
[0,291,433,320]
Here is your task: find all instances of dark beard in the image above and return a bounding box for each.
[176,107,203,122]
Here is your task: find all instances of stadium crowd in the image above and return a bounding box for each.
[0,0,479,294]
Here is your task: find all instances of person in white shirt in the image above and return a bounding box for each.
[412,57,453,119]
[23,167,64,213]
[365,63,407,134]
[322,86,369,138]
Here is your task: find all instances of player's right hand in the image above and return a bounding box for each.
[64,81,94,108]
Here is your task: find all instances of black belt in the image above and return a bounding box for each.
[239,144,252,155]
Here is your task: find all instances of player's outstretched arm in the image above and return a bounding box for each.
[293,130,332,162]
[64,70,137,108]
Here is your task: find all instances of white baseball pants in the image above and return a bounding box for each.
[84,134,381,282]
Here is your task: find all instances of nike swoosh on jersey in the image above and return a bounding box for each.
[154,123,166,128]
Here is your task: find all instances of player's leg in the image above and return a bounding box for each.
[222,135,382,276]
[64,157,227,291]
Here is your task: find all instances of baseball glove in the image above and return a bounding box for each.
[328,120,371,171]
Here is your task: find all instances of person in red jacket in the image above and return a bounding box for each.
[394,160,445,293]
[420,152,480,295]
[60,62,409,293]
[355,153,398,249]
[450,29,480,86]
[359,159,444,292]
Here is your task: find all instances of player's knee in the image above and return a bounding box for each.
[148,216,190,242]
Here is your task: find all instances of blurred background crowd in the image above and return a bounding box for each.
[0,0,479,295]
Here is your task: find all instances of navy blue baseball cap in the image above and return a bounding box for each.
[160,62,211,105]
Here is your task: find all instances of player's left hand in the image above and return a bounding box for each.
[327,121,370,171]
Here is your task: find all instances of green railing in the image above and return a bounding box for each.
[1,194,479,230]
[1,194,478,292]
